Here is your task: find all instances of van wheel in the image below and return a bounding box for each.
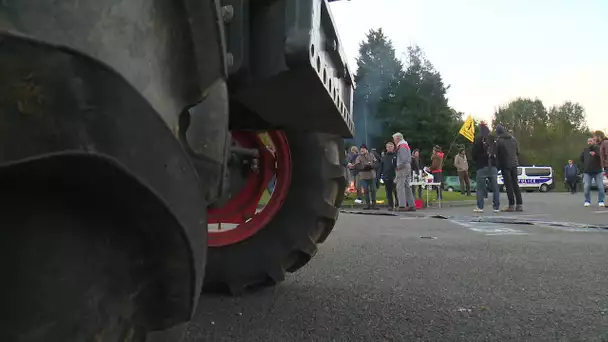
[500,185,506,192]
[539,184,549,192]
[446,187,454,192]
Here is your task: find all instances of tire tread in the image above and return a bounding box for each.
[204,132,345,294]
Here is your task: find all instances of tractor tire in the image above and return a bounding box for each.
[1,189,148,342]
[204,131,346,294]
[0,160,195,342]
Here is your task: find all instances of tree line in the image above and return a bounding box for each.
[349,28,591,185]
[493,98,591,184]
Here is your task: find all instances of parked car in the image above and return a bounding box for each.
[444,175,477,192]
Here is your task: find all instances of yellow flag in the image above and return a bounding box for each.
[459,115,475,142]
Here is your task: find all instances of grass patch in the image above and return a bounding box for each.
[259,183,569,206]
[341,186,473,205]
[258,185,474,206]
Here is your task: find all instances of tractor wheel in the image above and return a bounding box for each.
[204,130,346,294]
[0,160,194,342]
[1,189,149,342]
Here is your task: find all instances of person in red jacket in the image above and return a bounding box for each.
[430,145,444,200]
[593,130,608,174]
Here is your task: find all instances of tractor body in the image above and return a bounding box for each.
[0,0,353,340]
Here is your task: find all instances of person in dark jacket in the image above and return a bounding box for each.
[580,137,605,207]
[564,160,578,194]
[411,149,423,199]
[496,125,523,212]
[379,142,398,210]
[472,122,500,213]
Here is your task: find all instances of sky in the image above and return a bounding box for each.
[329,0,608,131]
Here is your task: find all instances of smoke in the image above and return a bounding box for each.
[349,61,400,149]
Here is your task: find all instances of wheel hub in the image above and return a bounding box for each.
[207,131,291,247]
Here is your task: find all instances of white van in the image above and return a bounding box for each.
[497,166,554,192]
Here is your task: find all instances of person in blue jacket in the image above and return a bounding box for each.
[564,159,578,194]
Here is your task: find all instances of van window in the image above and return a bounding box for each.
[524,167,551,177]
[501,169,523,176]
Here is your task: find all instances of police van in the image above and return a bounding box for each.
[497,166,554,192]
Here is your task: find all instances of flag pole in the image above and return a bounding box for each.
[440,116,474,170]
[440,130,461,171]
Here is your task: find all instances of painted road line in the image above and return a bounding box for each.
[486,232,529,236]
[450,220,528,236]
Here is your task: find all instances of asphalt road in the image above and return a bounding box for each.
[186,192,608,341]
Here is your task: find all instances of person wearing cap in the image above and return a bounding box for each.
[496,124,523,212]
[430,145,444,200]
[454,148,471,196]
[392,132,416,211]
[353,144,379,209]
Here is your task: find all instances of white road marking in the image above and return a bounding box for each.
[486,232,529,236]
[450,220,528,236]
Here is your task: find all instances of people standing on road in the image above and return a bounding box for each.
[411,149,423,199]
[393,132,416,211]
[379,142,398,210]
[454,148,471,196]
[580,137,605,207]
[430,146,444,200]
[472,122,500,213]
[564,160,579,194]
[353,144,379,210]
[495,125,523,212]
[593,130,608,174]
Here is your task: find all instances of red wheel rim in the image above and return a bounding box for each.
[207,131,292,247]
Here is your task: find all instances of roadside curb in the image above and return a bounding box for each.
[258,200,477,210]
[341,200,477,210]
